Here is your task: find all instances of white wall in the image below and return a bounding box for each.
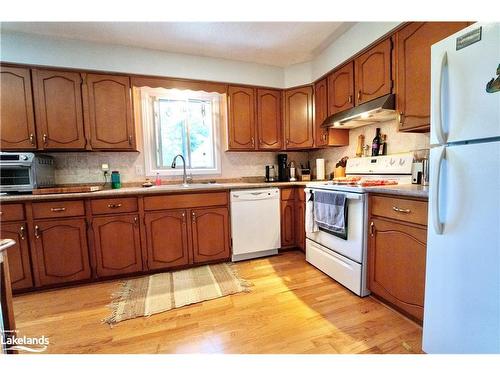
[0,31,284,88]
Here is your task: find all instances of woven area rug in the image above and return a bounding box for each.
[104,263,251,325]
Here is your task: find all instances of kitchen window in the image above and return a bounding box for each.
[141,87,222,176]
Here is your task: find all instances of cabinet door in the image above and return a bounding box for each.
[144,210,190,270]
[280,200,295,248]
[0,222,33,291]
[355,38,393,105]
[32,69,86,150]
[327,62,354,115]
[314,78,329,147]
[191,207,230,263]
[92,215,143,277]
[32,218,91,286]
[294,191,306,251]
[83,73,135,150]
[284,86,314,149]
[256,88,282,150]
[396,22,469,132]
[227,86,256,150]
[368,217,427,321]
[0,66,37,150]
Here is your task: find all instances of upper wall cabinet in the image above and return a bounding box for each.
[256,88,282,150]
[227,85,256,150]
[32,69,87,150]
[396,22,469,132]
[355,38,393,105]
[327,62,354,116]
[283,86,314,150]
[83,73,135,150]
[0,66,37,150]
[314,78,329,147]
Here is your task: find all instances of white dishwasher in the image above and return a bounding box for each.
[230,188,281,261]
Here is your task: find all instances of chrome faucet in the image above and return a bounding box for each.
[171,154,189,187]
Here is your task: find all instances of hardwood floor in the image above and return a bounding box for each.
[13,251,423,354]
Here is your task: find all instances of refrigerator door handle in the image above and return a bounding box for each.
[435,51,448,145]
[432,146,446,235]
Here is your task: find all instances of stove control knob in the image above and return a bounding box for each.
[389,158,395,166]
[399,159,406,166]
[20,154,28,161]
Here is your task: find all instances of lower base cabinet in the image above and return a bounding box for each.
[191,207,230,263]
[92,214,143,277]
[368,195,428,322]
[0,222,33,291]
[32,218,91,286]
[144,209,190,270]
[280,187,306,251]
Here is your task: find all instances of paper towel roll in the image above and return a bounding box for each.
[316,158,325,180]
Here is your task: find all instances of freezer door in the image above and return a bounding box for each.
[423,142,500,353]
[431,22,500,145]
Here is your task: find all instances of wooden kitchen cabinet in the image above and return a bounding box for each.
[314,78,329,147]
[368,194,428,322]
[32,218,91,287]
[280,188,296,248]
[82,73,135,150]
[327,62,355,115]
[0,222,33,291]
[144,209,190,270]
[256,88,282,150]
[396,22,469,132]
[283,86,314,149]
[32,69,87,150]
[295,189,306,251]
[0,66,37,150]
[227,85,256,150]
[355,38,393,105]
[191,207,230,263]
[91,214,143,277]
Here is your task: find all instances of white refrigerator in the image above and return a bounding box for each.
[423,22,500,353]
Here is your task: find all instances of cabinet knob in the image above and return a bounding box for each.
[357,90,362,101]
[134,216,138,225]
[19,225,25,240]
[128,135,133,145]
[34,225,41,239]
[29,133,36,145]
[348,95,353,104]
[43,134,48,145]
[181,211,186,223]
[192,211,196,223]
[251,137,255,147]
[370,222,374,236]
[398,112,404,125]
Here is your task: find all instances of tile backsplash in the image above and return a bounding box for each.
[50,151,309,185]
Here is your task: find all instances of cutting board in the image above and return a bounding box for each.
[32,186,103,195]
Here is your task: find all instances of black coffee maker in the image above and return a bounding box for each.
[277,154,288,182]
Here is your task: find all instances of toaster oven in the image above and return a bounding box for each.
[0,152,55,193]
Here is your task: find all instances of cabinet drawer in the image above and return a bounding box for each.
[91,197,138,215]
[371,195,428,226]
[0,204,25,222]
[144,192,228,211]
[280,188,295,201]
[32,200,85,219]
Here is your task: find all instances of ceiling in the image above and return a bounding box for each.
[0,22,354,67]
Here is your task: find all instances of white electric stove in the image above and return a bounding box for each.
[304,152,414,297]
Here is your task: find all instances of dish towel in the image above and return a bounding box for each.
[313,190,348,240]
[305,190,319,233]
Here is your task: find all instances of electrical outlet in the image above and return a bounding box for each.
[101,163,109,172]
[135,165,144,175]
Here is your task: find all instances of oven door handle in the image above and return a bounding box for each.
[306,189,363,201]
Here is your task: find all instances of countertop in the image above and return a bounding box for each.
[0,181,428,203]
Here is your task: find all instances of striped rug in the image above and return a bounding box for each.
[104,263,251,325]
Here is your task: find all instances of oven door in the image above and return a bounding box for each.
[306,190,366,263]
[0,165,33,192]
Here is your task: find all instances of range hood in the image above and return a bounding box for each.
[322,94,397,129]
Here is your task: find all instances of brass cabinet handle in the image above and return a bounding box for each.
[43,134,48,144]
[286,139,290,145]
[259,138,263,145]
[181,211,186,223]
[50,207,66,212]
[134,216,138,225]
[191,211,196,223]
[357,90,362,101]
[19,225,25,240]
[348,95,353,104]
[128,135,133,145]
[370,221,374,236]
[398,112,404,125]
[29,133,35,145]
[107,203,122,209]
[34,225,40,239]
[251,137,255,147]
[392,206,411,214]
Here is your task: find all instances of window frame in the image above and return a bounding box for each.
[141,87,222,177]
